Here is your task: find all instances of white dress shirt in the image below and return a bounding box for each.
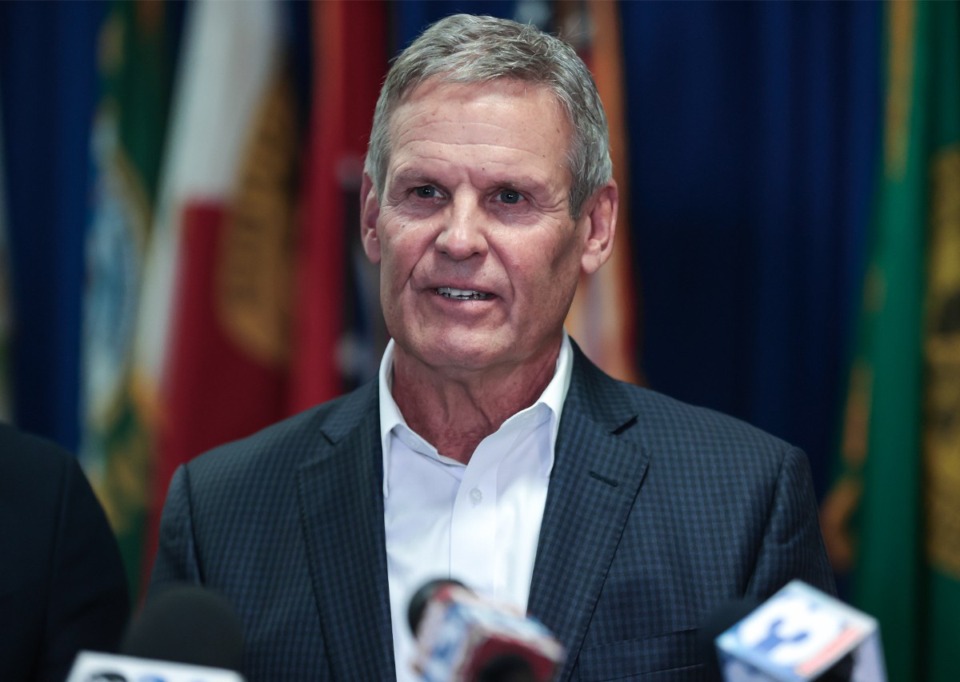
[379,334,574,682]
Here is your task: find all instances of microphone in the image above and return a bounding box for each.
[408,578,565,682]
[711,580,886,681]
[121,583,244,669]
[66,583,246,682]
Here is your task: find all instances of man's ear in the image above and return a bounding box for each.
[579,180,618,275]
[360,173,382,264]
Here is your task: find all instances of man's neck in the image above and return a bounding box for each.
[390,348,559,464]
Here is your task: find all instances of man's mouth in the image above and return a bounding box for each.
[436,287,492,301]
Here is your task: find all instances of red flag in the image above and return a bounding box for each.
[137,0,298,581]
[289,0,389,411]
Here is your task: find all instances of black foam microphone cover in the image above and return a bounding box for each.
[121,583,244,672]
[407,577,468,636]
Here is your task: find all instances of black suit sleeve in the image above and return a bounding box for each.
[0,425,130,682]
[745,446,836,599]
[149,464,204,591]
[41,453,131,680]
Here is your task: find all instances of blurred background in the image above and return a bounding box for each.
[0,0,957,679]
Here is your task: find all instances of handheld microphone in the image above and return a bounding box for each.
[712,580,886,681]
[408,578,565,682]
[66,583,246,682]
[698,596,853,681]
[121,583,244,669]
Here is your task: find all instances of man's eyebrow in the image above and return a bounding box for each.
[485,174,555,197]
[390,168,435,186]
[389,167,554,196]
[489,174,544,187]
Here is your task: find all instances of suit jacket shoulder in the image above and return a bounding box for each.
[150,381,393,681]
[152,379,381,581]
[0,423,130,682]
[529,347,834,681]
[185,380,378,485]
[564,343,794,456]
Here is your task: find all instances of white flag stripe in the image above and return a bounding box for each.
[133,0,281,404]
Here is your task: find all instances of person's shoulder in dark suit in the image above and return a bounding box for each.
[570,348,836,595]
[0,422,130,682]
[150,383,377,586]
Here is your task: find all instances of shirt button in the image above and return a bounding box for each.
[470,488,483,505]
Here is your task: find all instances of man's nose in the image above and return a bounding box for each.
[435,199,488,259]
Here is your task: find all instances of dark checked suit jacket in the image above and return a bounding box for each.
[0,423,130,682]
[150,344,835,681]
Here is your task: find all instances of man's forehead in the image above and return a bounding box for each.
[385,79,570,156]
[393,76,567,124]
[384,82,571,177]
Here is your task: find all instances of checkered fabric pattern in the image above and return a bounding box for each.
[150,342,834,681]
[529,347,834,681]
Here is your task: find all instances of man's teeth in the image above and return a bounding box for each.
[437,287,490,300]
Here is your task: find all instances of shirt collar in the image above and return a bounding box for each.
[378,332,574,497]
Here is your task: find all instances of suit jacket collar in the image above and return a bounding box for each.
[297,382,397,680]
[296,344,649,681]
[529,343,650,680]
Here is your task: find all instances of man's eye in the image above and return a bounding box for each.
[414,186,438,198]
[498,189,523,204]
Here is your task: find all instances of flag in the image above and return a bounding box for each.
[134,0,299,582]
[78,0,175,596]
[288,0,389,410]
[555,0,642,385]
[918,2,960,677]
[820,2,960,680]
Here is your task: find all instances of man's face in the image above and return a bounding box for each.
[361,78,614,377]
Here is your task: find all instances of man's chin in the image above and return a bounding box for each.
[401,338,514,374]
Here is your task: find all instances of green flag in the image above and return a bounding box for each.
[920,1,960,677]
[80,0,175,599]
[821,1,960,679]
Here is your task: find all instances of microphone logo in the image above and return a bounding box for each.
[715,580,887,681]
[67,652,244,682]
[733,591,850,668]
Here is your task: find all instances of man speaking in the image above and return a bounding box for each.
[149,13,835,681]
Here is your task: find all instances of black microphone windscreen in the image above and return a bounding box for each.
[121,583,244,672]
[407,577,467,636]
[476,653,536,682]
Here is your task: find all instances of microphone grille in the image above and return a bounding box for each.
[407,577,468,635]
[122,583,244,672]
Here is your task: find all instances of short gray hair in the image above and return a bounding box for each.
[363,13,612,218]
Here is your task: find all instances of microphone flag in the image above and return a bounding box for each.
[715,580,887,681]
[65,651,246,682]
[412,582,565,682]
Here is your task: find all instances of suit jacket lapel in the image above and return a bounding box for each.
[528,348,650,681]
[297,385,396,681]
